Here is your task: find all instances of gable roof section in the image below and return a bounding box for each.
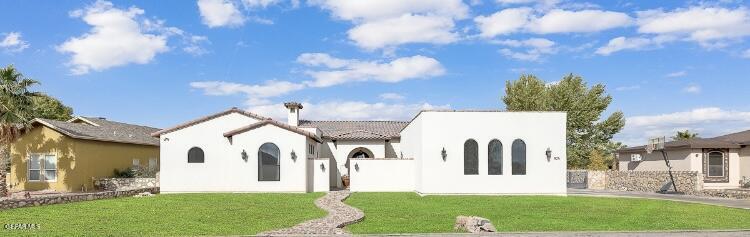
[223,119,322,142]
[151,108,266,137]
[32,117,160,146]
[712,129,750,145]
[618,138,741,153]
[298,120,408,140]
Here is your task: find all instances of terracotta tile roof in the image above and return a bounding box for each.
[223,119,322,142]
[298,120,408,140]
[32,117,160,146]
[151,108,266,137]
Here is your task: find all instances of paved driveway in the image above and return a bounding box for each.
[568,188,750,209]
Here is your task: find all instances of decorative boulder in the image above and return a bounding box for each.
[454,216,497,233]
[133,192,155,198]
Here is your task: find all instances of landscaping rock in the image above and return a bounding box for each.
[454,215,497,233]
[133,192,155,198]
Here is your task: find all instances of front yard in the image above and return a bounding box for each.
[344,192,750,234]
[0,193,325,236]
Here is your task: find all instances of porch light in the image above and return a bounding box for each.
[441,147,447,161]
[354,163,360,172]
[320,163,325,171]
[241,150,248,162]
[546,148,552,161]
[291,150,297,161]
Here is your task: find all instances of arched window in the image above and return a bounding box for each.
[348,147,373,159]
[259,143,280,181]
[187,147,204,163]
[512,139,526,175]
[488,139,502,175]
[707,151,725,177]
[464,139,478,175]
[352,151,370,158]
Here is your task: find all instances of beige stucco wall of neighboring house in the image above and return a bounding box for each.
[9,125,159,192]
[740,146,750,179]
[618,149,699,172]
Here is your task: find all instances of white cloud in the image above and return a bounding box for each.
[683,84,701,94]
[310,0,468,50]
[743,49,750,58]
[57,1,169,75]
[347,14,458,50]
[248,101,450,121]
[197,0,246,28]
[595,35,675,55]
[616,107,750,146]
[241,0,280,9]
[297,53,446,87]
[475,8,632,38]
[636,7,750,47]
[665,70,687,78]
[0,32,30,53]
[495,38,556,61]
[474,8,533,37]
[190,80,305,105]
[379,93,405,100]
[183,35,211,56]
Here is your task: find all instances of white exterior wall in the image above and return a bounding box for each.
[349,159,414,192]
[309,158,330,192]
[159,112,311,193]
[399,115,423,191]
[740,147,750,179]
[320,139,398,188]
[404,111,567,195]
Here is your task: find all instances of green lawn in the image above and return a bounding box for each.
[0,193,325,236]
[345,192,750,234]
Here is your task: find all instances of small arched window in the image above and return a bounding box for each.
[488,139,502,175]
[464,139,478,175]
[259,143,280,181]
[512,139,526,175]
[187,147,204,163]
[707,151,725,177]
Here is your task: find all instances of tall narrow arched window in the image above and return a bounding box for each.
[707,151,725,177]
[259,143,280,181]
[464,139,478,175]
[187,147,204,163]
[512,139,526,175]
[488,139,502,175]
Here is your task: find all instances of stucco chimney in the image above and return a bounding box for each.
[283,102,303,126]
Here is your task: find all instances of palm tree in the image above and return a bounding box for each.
[672,130,699,141]
[0,65,39,196]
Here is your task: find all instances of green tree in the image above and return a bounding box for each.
[587,149,609,170]
[502,74,626,169]
[31,93,73,121]
[672,130,698,141]
[0,65,40,196]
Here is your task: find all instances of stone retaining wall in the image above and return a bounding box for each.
[587,171,606,190]
[93,178,158,191]
[0,172,7,197]
[604,171,703,194]
[0,187,159,210]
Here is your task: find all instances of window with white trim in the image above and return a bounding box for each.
[28,154,57,182]
[308,144,315,155]
[148,158,157,171]
[132,159,140,167]
[707,151,724,177]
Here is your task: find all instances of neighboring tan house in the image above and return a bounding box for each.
[9,117,160,192]
[617,130,750,189]
[154,102,567,195]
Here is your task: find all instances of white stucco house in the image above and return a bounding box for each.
[152,102,567,195]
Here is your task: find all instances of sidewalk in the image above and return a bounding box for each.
[568,188,750,209]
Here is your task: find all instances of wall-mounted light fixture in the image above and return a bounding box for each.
[546,148,552,162]
[441,147,447,161]
[241,150,248,162]
[320,163,325,171]
[354,163,360,172]
[291,150,297,162]
[163,137,170,142]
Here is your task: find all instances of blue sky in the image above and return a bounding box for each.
[1,0,750,145]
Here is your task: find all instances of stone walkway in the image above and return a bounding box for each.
[568,188,750,209]
[258,190,365,236]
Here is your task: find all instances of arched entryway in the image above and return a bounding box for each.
[343,147,374,188]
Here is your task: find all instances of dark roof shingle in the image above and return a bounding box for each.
[33,117,160,146]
